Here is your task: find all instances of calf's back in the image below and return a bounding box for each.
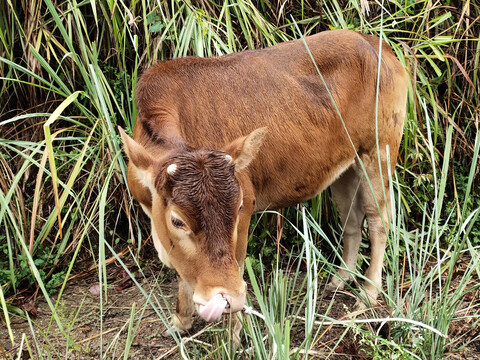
[133,29,406,210]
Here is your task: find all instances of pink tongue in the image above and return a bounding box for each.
[198,294,228,322]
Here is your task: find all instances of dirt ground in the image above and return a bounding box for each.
[1,261,479,359]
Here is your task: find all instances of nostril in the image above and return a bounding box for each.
[219,294,231,311]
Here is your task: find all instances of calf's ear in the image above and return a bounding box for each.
[224,127,267,171]
[118,126,156,191]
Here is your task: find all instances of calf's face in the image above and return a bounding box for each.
[119,127,266,320]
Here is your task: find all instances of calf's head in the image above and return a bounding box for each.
[119,126,266,320]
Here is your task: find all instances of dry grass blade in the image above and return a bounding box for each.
[29,140,49,254]
[43,92,81,239]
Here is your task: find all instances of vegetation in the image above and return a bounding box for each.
[0,0,479,358]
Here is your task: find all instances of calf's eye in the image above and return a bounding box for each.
[171,217,185,229]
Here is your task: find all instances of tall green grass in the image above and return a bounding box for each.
[1,0,479,358]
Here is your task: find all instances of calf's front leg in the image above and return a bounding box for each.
[173,276,195,332]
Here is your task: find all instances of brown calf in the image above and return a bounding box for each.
[119,29,408,332]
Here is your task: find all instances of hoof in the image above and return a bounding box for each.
[325,280,345,293]
[173,313,193,331]
[353,298,368,311]
[164,313,193,337]
[163,325,186,338]
[353,290,379,311]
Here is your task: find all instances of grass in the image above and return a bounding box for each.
[1,0,479,358]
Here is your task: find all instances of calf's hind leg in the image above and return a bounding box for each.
[326,166,365,291]
[327,157,392,306]
[357,151,392,304]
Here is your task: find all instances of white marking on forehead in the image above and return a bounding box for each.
[167,163,177,175]
[225,154,233,162]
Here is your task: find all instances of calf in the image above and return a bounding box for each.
[119,29,408,332]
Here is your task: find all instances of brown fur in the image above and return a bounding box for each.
[120,29,409,332]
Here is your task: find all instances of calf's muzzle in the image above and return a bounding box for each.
[193,281,247,322]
